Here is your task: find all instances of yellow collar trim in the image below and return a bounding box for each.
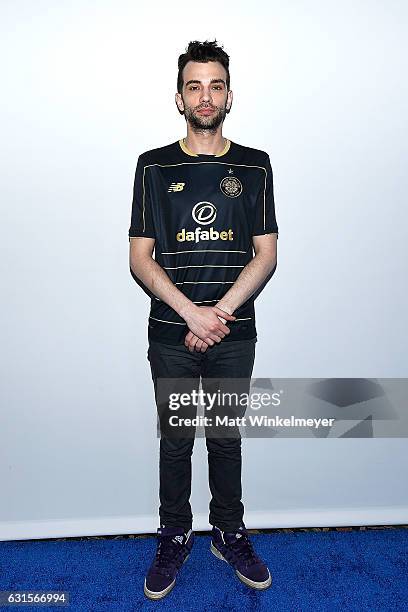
[178,137,231,157]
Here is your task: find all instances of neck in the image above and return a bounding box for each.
[183,130,227,156]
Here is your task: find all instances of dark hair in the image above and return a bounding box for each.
[177,39,230,94]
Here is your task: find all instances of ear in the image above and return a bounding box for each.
[226,89,233,113]
[175,92,184,115]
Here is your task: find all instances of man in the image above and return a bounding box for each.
[129,39,278,600]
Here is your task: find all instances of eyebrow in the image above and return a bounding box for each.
[185,78,226,87]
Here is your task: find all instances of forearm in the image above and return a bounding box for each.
[130,256,195,320]
[216,253,276,314]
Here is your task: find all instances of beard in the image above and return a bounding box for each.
[183,100,228,134]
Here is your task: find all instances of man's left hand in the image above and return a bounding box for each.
[184,330,209,352]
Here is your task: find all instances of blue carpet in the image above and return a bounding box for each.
[0,529,407,611]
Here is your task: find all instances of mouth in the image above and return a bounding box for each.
[197,108,215,115]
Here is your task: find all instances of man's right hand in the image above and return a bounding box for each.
[181,305,236,346]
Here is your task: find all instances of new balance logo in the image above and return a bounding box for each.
[168,182,186,192]
[173,535,184,544]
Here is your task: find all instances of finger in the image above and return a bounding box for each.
[213,330,226,339]
[215,321,231,335]
[201,342,209,353]
[188,335,199,352]
[208,333,222,343]
[185,330,194,347]
[213,307,236,320]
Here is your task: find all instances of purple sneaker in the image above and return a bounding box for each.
[144,526,194,600]
[210,523,272,590]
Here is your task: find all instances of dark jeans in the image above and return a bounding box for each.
[147,338,257,532]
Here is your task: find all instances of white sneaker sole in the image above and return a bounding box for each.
[144,553,190,600]
[210,542,272,590]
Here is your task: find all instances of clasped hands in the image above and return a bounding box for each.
[183,304,236,353]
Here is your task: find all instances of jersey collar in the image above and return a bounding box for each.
[178,137,231,157]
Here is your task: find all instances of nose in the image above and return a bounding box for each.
[199,86,213,104]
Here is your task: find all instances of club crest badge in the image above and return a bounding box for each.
[220,176,243,198]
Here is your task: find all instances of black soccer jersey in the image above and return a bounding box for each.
[128,138,278,345]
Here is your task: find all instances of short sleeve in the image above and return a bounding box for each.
[252,154,279,238]
[128,155,156,241]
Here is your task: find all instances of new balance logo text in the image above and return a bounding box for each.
[168,182,186,192]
